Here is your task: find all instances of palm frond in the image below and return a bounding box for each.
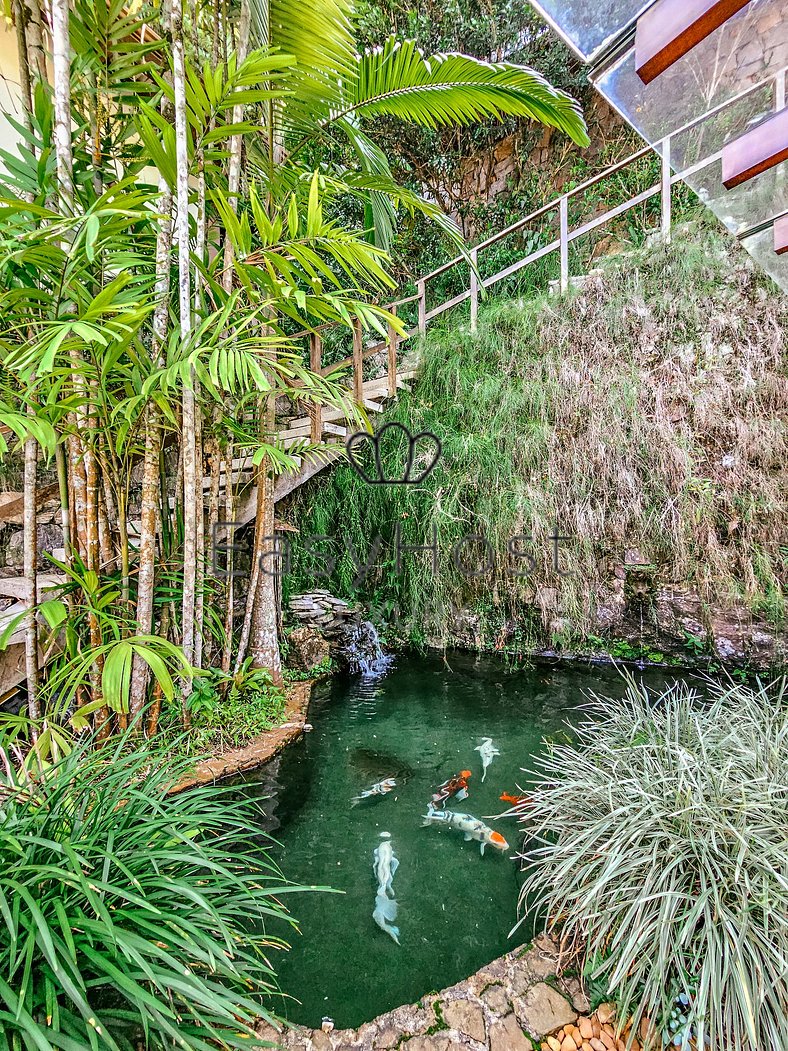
[249,0,356,130]
[341,37,589,145]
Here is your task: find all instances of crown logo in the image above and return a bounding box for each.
[345,422,441,485]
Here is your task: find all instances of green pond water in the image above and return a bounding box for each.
[236,651,688,1030]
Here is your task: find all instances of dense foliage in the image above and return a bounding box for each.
[352,0,636,281]
[286,219,786,651]
[0,0,587,751]
[0,732,301,1049]
[516,677,788,1051]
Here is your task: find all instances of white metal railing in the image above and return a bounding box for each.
[280,60,786,408]
[415,63,787,331]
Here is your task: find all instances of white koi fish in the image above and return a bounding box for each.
[351,777,396,807]
[372,833,400,943]
[474,737,500,782]
[421,804,509,856]
[373,893,399,944]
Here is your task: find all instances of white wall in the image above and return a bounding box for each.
[0,19,24,164]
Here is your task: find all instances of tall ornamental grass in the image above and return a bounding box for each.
[0,732,304,1050]
[518,678,788,1050]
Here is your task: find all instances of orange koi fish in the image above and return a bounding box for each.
[500,792,530,806]
[431,770,472,808]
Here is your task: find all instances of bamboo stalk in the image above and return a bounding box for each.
[22,428,39,727]
[172,0,195,719]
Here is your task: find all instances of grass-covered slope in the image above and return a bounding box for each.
[286,219,787,656]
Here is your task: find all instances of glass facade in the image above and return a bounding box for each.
[532,0,788,291]
[529,0,651,61]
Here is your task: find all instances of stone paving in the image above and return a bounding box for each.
[256,934,588,1050]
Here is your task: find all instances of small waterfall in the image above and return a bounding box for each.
[338,619,393,678]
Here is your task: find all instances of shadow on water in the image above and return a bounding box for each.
[232,651,703,1030]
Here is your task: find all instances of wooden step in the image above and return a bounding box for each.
[277,425,312,441]
[285,375,415,431]
[285,404,352,429]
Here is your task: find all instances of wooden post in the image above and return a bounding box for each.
[559,195,569,295]
[417,279,426,335]
[352,317,363,402]
[309,331,322,442]
[387,304,398,399]
[469,248,479,333]
[661,135,672,243]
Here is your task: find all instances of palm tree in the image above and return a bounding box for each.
[0,0,588,743]
[229,0,589,673]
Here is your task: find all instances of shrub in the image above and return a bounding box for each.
[0,730,301,1049]
[518,677,788,1050]
[183,660,287,753]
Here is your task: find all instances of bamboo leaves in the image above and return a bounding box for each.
[0,735,303,1047]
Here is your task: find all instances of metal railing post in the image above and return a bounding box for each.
[469,248,479,332]
[417,279,426,334]
[309,331,322,441]
[661,135,672,243]
[352,318,364,402]
[387,304,398,399]
[776,69,786,112]
[559,196,569,294]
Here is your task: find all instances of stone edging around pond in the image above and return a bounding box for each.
[170,679,315,793]
[255,933,588,1050]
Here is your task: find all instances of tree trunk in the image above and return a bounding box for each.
[23,430,39,725]
[245,395,282,685]
[220,442,235,673]
[129,415,163,716]
[172,0,196,716]
[221,0,250,291]
[23,0,47,84]
[50,0,75,208]
[210,0,220,68]
[194,403,205,670]
[204,437,221,666]
[12,0,34,132]
[129,179,172,716]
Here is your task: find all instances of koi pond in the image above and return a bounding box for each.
[236,651,686,1030]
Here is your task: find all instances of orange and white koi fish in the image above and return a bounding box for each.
[421,804,509,856]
